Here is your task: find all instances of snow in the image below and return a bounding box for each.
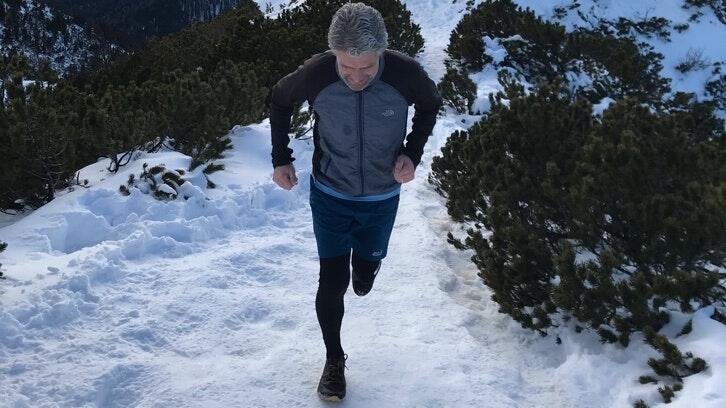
[483,36,510,65]
[1,1,724,407]
[593,96,616,116]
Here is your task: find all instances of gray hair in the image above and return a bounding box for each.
[328,2,388,56]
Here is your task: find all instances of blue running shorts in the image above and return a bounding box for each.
[309,176,400,261]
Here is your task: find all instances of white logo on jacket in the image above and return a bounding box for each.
[382,109,395,117]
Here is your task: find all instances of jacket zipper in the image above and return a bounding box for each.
[357,91,364,195]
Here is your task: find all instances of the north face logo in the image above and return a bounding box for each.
[382,109,395,117]
[372,250,383,256]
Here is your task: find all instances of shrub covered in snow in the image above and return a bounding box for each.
[446,0,566,74]
[430,82,726,404]
[562,30,669,104]
[119,162,215,201]
[439,0,671,113]
[155,61,266,170]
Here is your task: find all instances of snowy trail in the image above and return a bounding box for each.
[0,127,579,408]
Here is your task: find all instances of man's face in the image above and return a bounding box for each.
[334,50,380,91]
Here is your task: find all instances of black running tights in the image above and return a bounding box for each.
[316,251,379,359]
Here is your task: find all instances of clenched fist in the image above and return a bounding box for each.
[393,154,415,184]
[273,163,298,190]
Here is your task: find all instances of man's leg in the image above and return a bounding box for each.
[309,177,355,357]
[309,178,355,400]
[315,252,351,359]
[350,194,400,296]
[351,253,381,296]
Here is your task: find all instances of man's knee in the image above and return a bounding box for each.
[352,252,381,278]
[318,253,351,296]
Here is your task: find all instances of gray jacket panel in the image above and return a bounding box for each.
[313,77,409,196]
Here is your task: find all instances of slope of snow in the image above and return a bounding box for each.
[1,1,724,407]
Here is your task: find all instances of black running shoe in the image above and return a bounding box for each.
[352,259,381,296]
[317,354,347,402]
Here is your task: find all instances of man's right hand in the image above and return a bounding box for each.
[273,163,298,190]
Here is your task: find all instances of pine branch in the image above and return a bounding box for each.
[117,149,135,168]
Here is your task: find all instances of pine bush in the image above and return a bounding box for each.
[119,162,203,201]
[439,0,670,110]
[0,62,82,208]
[430,83,726,402]
[438,66,477,113]
[705,69,724,111]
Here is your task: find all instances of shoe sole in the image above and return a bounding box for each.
[353,286,370,296]
[318,392,344,402]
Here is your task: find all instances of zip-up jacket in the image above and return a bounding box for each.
[269,49,442,197]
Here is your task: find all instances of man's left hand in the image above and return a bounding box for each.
[393,154,415,184]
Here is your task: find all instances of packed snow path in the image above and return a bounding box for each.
[0,124,585,408]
